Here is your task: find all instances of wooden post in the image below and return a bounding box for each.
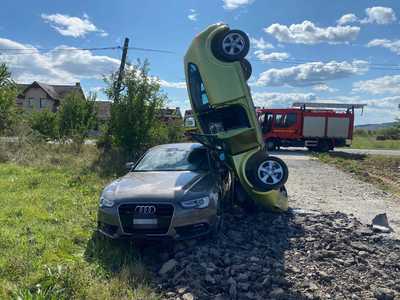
[114,38,129,102]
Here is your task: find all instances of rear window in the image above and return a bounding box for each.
[188,63,209,110]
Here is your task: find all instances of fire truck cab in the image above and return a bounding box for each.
[257,102,366,152]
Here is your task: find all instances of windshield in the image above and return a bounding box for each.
[134,147,208,171]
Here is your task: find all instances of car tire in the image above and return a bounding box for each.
[212,29,250,62]
[210,214,224,239]
[235,181,256,213]
[240,58,252,80]
[245,151,289,192]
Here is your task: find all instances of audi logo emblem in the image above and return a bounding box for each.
[135,205,156,215]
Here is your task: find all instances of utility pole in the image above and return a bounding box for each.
[114,37,129,103]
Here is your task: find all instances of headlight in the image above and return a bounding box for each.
[99,196,114,208]
[180,196,210,209]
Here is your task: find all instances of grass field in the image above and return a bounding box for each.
[317,152,400,196]
[349,136,400,150]
[0,143,160,299]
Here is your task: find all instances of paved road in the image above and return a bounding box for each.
[271,146,400,156]
[337,148,400,156]
[272,149,400,238]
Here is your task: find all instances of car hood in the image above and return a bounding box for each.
[102,171,206,202]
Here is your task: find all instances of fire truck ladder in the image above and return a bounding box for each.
[292,102,367,113]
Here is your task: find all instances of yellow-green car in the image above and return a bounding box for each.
[184,23,289,212]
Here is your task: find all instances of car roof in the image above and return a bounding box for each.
[150,142,205,151]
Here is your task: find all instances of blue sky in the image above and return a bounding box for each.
[1,0,400,124]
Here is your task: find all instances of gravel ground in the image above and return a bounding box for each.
[150,210,400,300]
[279,152,400,238]
[144,151,400,300]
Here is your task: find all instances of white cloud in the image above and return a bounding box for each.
[361,6,397,24]
[353,75,400,95]
[255,60,368,87]
[222,0,254,10]
[250,37,274,50]
[0,37,119,84]
[252,92,317,107]
[41,13,107,38]
[367,39,400,55]
[188,9,198,21]
[264,20,360,44]
[337,14,358,25]
[159,80,186,89]
[254,50,289,62]
[312,84,337,93]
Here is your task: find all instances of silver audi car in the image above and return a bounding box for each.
[97,143,232,240]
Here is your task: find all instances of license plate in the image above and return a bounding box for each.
[133,219,158,225]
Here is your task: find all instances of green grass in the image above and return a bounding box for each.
[0,143,160,299]
[317,152,400,196]
[348,136,400,150]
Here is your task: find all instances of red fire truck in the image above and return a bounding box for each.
[257,102,366,152]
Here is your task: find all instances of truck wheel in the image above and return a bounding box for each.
[212,29,250,62]
[245,151,289,192]
[316,141,331,153]
[240,58,252,80]
[266,140,276,151]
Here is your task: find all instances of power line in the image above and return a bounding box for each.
[0,45,175,55]
[0,44,399,70]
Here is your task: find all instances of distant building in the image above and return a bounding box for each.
[16,81,85,112]
[95,101,112,121]
[158,107,182,123]
[15,82,182,125]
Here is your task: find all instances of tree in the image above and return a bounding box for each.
[0,63,18,135]
[104,60,166,156]
[58,92,97,147]
[29,109,58,140]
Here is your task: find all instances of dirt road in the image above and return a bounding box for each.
[274,150,400,238]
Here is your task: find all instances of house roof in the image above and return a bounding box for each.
[17,81,85,101]
[159,107,182,119]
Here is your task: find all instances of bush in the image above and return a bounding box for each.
[58,92,97,148]
[29,109,58,140]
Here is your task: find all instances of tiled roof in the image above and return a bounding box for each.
[17,81,85,100]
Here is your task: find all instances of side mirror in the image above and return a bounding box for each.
[125,162,135,172]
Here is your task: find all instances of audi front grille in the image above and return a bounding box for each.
[118,203,174,234]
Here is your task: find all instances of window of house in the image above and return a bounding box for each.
[40,98,49,109]
[26,98,34,108]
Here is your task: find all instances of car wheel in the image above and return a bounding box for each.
[210,214,224,239]
[245,151,289,192]
[240,58,252,80]
[235,181,256,213]
[212,29,250,62]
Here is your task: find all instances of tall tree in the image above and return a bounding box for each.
[104,60,166,156]
[0,63,18,135]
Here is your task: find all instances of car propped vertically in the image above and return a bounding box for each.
[184,23,289,211]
